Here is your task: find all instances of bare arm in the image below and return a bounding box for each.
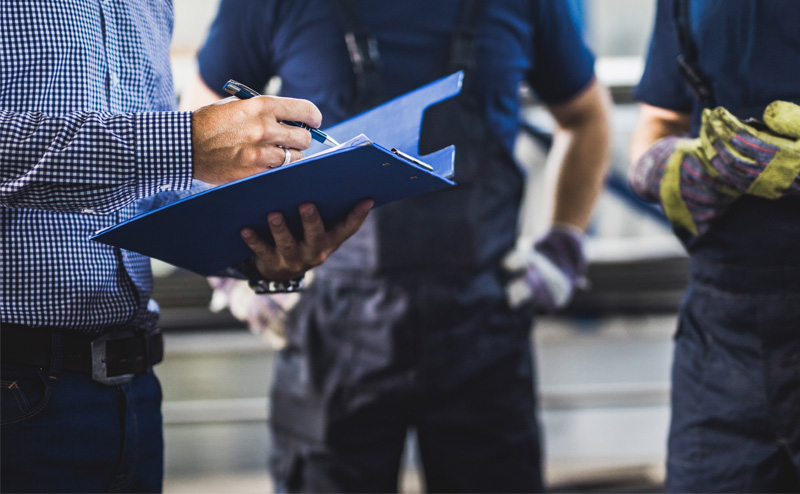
[627,103,692,204]
[545,78,613,231]
[629,103,691,164]
[502,79,612,311]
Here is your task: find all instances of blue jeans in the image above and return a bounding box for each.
[1,340,164,493]
[667,261,800,492]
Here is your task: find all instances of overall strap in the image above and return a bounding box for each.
[449,0,486,76]
[333,0,487,113]
[673,0,715,107]
[333,0,384,114]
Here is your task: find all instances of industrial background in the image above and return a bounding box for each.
[160,1,680,492]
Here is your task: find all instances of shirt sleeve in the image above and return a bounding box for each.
[197,0,277,97]
[0,110,193,214]
[527,0,596,105]
[633,0,694,113]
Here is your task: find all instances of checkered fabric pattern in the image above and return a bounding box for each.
[0,1,193,333]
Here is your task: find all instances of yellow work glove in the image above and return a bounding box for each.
[630,100,800,236]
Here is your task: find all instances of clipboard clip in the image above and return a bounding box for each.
[391,148,434,172]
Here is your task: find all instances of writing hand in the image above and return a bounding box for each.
[191,95,322,185]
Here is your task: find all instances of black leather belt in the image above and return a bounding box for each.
[1,323,164,385]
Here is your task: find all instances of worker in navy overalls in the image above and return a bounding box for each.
[630,0,800,491]
[185,0,612,491]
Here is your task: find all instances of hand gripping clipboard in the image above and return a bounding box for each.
[90,72,463,276]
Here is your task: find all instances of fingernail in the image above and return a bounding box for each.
[299,203,315,217]
[268,213,283,226]
[241,228,254,239]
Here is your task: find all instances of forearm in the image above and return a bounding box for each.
[629,109,690,164]
[503,79,610,313]
[0,110,193,214]
[549,122,611,230]
[627,105,692,203]
[548,81,612,231]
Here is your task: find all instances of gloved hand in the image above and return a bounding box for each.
[629,100,800,236]
[502,226,588,313]
[700,100,800,198]
[208,276,302,349]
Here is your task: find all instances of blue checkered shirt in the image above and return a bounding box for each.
[0,1,194,333]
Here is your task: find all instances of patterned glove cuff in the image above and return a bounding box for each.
[535,225,587,280]
[629,136,683,202]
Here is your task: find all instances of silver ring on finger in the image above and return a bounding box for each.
[281,147,292,166]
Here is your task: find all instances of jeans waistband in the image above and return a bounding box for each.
[1,323,163,386]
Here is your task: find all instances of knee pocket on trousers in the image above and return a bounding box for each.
[270,431,308,492]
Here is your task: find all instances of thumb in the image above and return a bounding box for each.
[501,246,532,273]
[700,106,743,147]
[763,100,800,140]
[506,275,533,309]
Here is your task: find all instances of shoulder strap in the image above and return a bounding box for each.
[449,0,486,74]
[334,0,486,113]
[672,0,715,106]
[333,0,384,114]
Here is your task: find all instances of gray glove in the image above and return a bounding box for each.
[503,226,588,313]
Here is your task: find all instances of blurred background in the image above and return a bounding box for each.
[159,0,685,492]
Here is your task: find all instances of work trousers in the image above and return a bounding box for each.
[667,260,800,492]
[268,271,543,493]
[1,342,164,493]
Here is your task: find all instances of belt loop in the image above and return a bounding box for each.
[48,331,64,378]
[142,330,152,375]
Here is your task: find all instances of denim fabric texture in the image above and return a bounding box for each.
[1,337,164,493]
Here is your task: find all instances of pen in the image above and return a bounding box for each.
[223,79,340,148]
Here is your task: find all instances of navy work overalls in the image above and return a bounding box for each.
[663,1,800,490]
[267,1,543,492]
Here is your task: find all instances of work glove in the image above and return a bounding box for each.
[208,276,301,349]
[502,226,588,313]
[629,100,800,236]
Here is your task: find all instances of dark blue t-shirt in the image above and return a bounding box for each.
[635,0,800,267]
[196,0,595,154]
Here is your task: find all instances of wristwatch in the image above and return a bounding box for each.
[242,258,305,294]
[249,276,305,294]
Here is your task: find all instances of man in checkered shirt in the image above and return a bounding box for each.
[0,2,371,492]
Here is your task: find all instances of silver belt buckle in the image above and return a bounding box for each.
[91,331,136,386]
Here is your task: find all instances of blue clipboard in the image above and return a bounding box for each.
[90,72,463,276]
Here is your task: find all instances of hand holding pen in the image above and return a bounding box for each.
[190,83,325,185]
[224,80,340,147]
[182,76,371,290]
